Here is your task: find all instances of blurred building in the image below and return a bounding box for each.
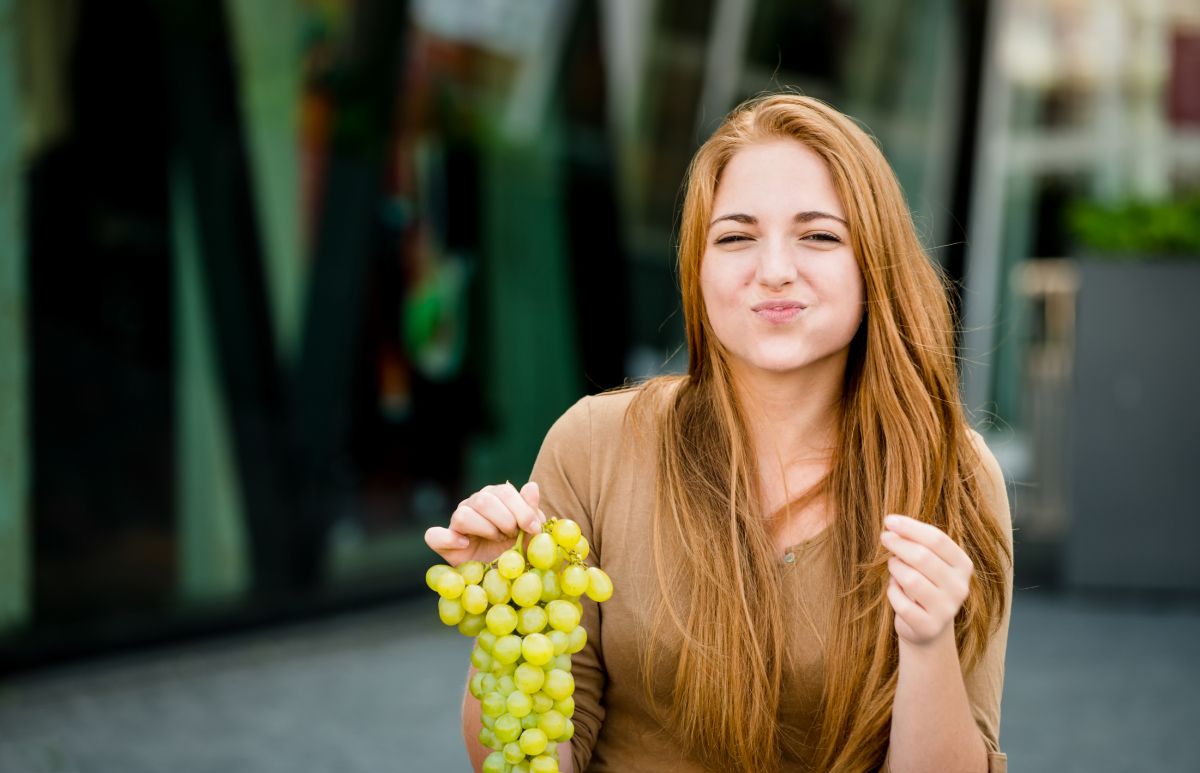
[959,0,1200,592]
[1,0,1197,670]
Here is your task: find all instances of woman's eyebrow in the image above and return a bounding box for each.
[709,211,848,228]
[709,212,756,228]
[794,210,848,227]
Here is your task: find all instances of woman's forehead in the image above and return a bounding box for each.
[713,140,846,221]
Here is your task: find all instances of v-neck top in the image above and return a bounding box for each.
[529,386,1011,772]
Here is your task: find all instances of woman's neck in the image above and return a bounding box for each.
[731,358,845,469]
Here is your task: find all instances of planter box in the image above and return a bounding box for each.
[1065,260,1200,591]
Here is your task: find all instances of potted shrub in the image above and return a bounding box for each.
[1063,196,1200,591]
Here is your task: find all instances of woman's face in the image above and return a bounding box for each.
[700,139,865,380]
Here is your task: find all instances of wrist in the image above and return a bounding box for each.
[897,626,958,664]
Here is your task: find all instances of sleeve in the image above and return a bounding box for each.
[963,430,1014,772]
[528,396,605,772]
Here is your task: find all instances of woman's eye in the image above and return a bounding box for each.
[715,234,751,245]
[803,232,842,243]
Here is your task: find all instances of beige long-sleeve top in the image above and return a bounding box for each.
[528,386,1012,772]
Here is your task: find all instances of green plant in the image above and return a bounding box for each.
[1066,196,1200,259]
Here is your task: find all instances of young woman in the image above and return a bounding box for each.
[426,94,1013,773]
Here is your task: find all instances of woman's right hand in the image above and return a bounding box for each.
[424,481,545,566]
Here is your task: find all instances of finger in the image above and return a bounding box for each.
[490,482,541,533]
[465,489,521,537]
[880,529,959,590]
[520,481,547,531]
[883,514,972,572]
[887,555,943,613]
[425,526,470,552]
[887,576,931,629]
[450,504,506,542]
[520,481,541,513]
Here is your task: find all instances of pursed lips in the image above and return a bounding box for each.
[752,300,807,323]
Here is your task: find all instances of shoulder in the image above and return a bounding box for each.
[964,428,1013,534]
[965,429,1004,490]
[555,376,683,440]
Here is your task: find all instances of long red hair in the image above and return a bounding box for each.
[631,93,1011,772]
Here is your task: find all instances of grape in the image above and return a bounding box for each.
[458,613,486,637]
[585,567,613,602]
[521,633,553,666]
[537,709,566,740]
[469,671,486,699]
[516,605,548,635]
[497,549,526,580]
[436,570,466,599]
[545,600,580,633]
[494,713,521,743]
[492,634,522,665]
[462,584,489,615]
[482,569,512,606]
[459,560,486,585]
[519,728,549,757]
[482,751,506,773]
[486,605,519,636]
[514,662,546,694]
[559,565,588,596]
[531,692,554,714]
[480,691,506,718]
[551,518,581,549]
[471,646,493,671]
[438,597,465,626]
[426,515,610,768]
[541,669,574,701]
[504,742,525,765]
[566,625,587,654]
[547,630,569,656]
[426,564,452,591]
[540,570,562,602]
[511,572,543,607]
[530,755,558,773]
[526,532,558,570]
[506,689,533,718]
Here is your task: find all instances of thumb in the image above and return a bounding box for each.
[520,480,540,511]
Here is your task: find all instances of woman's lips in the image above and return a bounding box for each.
[752,301,806,323]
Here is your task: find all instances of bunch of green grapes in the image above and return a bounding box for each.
[426,516,613,773]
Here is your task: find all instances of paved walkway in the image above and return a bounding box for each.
[1,590,1197,772]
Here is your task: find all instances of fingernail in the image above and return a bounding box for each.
[883,514,899,528]
[456,536,470,547]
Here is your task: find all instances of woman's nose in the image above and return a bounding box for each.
[755,237,796,289]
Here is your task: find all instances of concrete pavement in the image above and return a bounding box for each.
[1,590,1197,772]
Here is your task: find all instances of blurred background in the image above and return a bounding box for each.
[1,0,1198,771]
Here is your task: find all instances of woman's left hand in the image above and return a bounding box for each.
[880,513,973,647]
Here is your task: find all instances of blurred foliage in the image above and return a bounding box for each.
[1067,196,1200,260]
